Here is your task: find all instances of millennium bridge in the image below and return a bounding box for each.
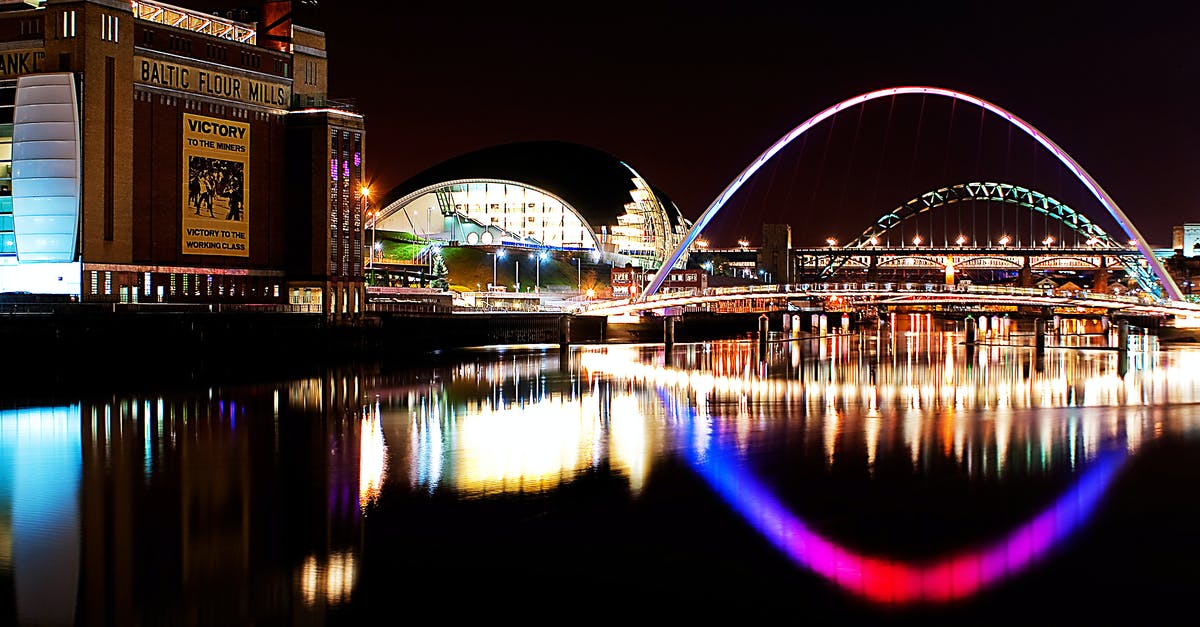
[578,87,1200,327]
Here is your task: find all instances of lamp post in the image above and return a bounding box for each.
[361,185,373,282]
[493,248,506,290]
[530,250,547,293]
[574,256,582,295]
[372,241,382,284]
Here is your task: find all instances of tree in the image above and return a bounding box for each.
[432,251,449,290]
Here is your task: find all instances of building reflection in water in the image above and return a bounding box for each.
[0,405,81,627]
[0,368,382,625]
[6,317,1200,619]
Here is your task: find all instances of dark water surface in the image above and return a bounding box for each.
[4,317,1200,625]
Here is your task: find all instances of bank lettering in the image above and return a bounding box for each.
[0,50,44,77]
[138,57,290,107]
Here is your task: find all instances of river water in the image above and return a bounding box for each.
[3,315,1200,625]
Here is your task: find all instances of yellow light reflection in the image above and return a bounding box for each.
[359,403,387,512]
[448,398,596,493]
[300,551,357,606]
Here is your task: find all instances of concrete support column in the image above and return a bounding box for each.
[758,313,769,355]
[1019,257,1033,288]
[559,315,571,352]
[965,316,976,344]
[664,315,676,365]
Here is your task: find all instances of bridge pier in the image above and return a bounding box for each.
[559,314,571,352]
[1117,319,1129,353]
[1035,318,1046,356]
[1095,257,1109,292]
[965,316,976,344]
[664,315,676,355]
[758,313,769,355]
[1019,257,1033,288]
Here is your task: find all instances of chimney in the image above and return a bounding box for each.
[259,1,293,53]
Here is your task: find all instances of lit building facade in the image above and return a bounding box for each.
[375,141,693,270]
[0,0,365,316]
[1173,223,1200,258]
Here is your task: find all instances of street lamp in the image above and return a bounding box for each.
[361,185,374,280]
[530,250,547,292]
[493,248,506,290]
[578,256,584,295]
[998,235,1011,246]
[372,241,382,283]
[826,237,838,247]
[1043,235,1055,247]
[912,234,922,246]
[956,235,967,246]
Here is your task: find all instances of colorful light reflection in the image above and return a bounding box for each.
[662,389,1126,605]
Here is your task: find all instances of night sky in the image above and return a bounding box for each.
[191,0,1200,247]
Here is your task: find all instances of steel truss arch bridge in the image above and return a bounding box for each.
[814,181,1159,294]
[641,86,1183,302]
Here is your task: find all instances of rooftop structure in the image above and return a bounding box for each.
[374,141,693,270]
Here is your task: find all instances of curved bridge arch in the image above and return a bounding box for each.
[848,182,1117,249]
[641,87,1182,301]
[824,181,1159,293]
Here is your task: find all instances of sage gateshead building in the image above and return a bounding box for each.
[0,0,366,316]
[373,141,694,270]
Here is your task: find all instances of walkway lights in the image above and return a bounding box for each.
[1043,235,1055,247]
[912,235,923,246]
[956,235,967,246]
[868,236,879,246]
[826,237,838,247]
[998,235,1012,247]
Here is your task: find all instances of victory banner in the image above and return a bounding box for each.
[182,113,249,257]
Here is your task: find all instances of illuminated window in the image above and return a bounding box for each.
[101,14,119,42]
[60,11,76,38]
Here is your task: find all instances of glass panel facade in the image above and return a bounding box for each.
[395,181,595,250]
[0,80,13,257]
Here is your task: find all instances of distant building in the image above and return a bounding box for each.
[760,223,792,283]
[373,141,694,271]
[610,263,706,298]
[1173,223,1200,258]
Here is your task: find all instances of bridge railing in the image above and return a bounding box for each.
[578,280,1200,314]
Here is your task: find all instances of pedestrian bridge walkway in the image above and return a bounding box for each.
[578,282,1200,325]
